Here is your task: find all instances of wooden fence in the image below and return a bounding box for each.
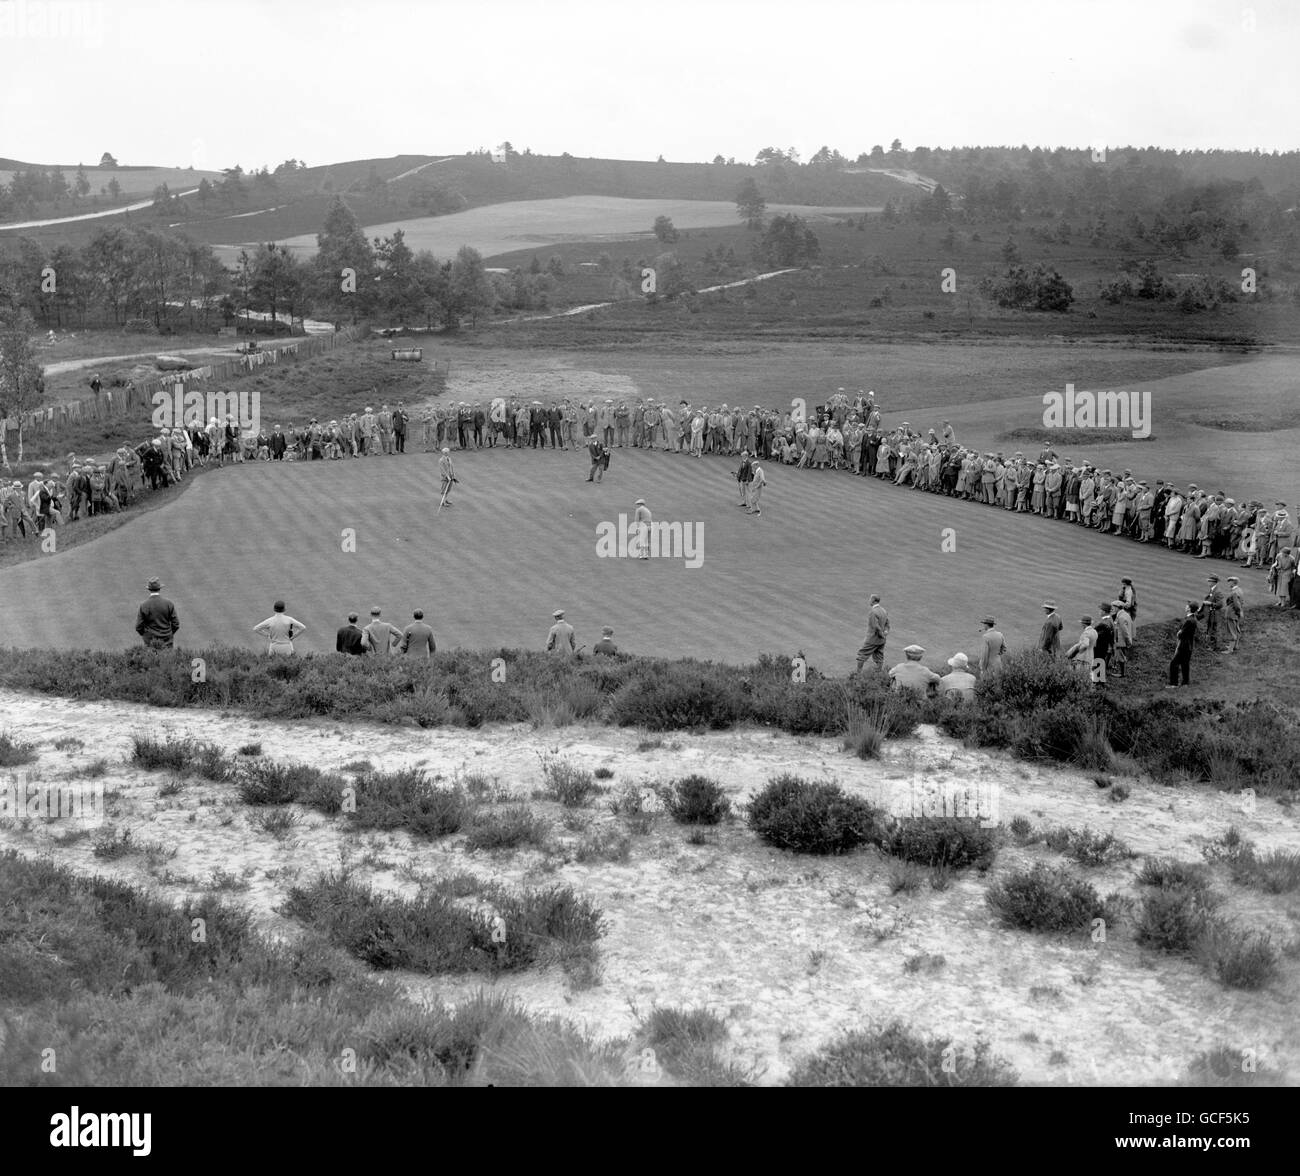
[3,325,372,445]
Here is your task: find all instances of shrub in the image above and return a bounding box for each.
[572,826,632,864]
[284,873,605,975]
[352,770,473,838]
[639,1006,736,1082]
[539,756,603,808]
[746,776,883,855]
[1186,1046,1286,1087]
[881,817,998,871]
[0,731,38,767]
[1007,815,1036,843]
[1059,827,1133,867]
[91,826,135,860]
[1228,848,1300,895]
[238,742,263,757]
[593,767,615,781]
[1136,886,1215,953]
[610,668,743,731]
[1137,858,1212,894]
[463,807,550,853]
[131,732,230,779]
[663,775,730,825]
[888,861,924,895]
[786,1023,1017,1087]
[237,759,339,806]
[1200,923,1279,990]
[977,651,1089,713]
[986,864,1105,932]
[250,808,302,840]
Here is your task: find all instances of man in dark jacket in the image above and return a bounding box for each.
[270,426,288,460]
[135,578,179,649]
[392,405,408,453]
[585,433,606,483]
[336,613,366,655]
[1167,603,1199,688]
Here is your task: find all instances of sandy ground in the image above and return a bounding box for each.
[1,687,1295,1086]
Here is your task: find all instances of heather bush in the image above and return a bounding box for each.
[880,816,998,871]
[786,1022,1017,1087]
[662,775,730,825]
[746,776,882,855]
[986,864,1105,932]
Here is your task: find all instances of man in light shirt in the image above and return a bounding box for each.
[939,652,977,701]
[888,645,940,698]
[1065,616,1098,685]
[253,600,305,656]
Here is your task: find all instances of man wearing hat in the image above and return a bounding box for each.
[855,594,890,673]
[359,406,376,455]
[135,577,180,650]
[630,498,652,560]
[939,652,977,700]
[1110,600,1132,676]
[1222,576,1244,652]
[1039,602,1063,657]
[1065,615,1098,684]
[362,607,403,655]
[888,645,940,698]
[593,626,618,656]
[1198,574,1224,648]
[546,609,576,656]
[585,432,607,483]
[1167,602,1199,688]
[438,448,457,505]
[978,617,1006,676]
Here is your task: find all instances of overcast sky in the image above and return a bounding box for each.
[1,0,1295,172]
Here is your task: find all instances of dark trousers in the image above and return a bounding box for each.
[394,431,406,453]
[1168,646,1192,686]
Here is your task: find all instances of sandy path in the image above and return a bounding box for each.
[1,687,1293,1086]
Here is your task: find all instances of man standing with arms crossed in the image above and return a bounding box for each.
[856,594,890,673]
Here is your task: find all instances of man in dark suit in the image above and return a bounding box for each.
[392,404,408,454]
[1167,603,1199,688]
[135,578,179,649]
[336,612,366,655]
[270,425,288,460]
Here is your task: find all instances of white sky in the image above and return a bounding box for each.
[0,0,1296,172]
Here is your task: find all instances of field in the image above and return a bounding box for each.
[245,196,880,263]
[0,337,1291,663]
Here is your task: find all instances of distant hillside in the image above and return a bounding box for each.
[1,152,921,251]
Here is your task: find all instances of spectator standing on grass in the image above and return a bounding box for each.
[978,617,1005,675]
[399,609,436,657]
[392,404,408,454]
[939,652,977,700]
[856,594,890,673]
[135,577,179,650]
[735,449,753,507]
[1110,601,1132,677]
[1092,605,1115,686]
[630,498,652,560]
[1167,603,1199,688]
[888,645,940,698]
[362,607,403,655]
[1039,602,1063,657]
[747,459,766,516]
[1065,615,1098,685]
[546,609,576,656]
[253,600,305,656]
[1221,577,1244,652]
[336,612,366,656]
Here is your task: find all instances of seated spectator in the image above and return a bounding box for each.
[938,652,977,700]
[593,625,618,655]
[888,645,940,698]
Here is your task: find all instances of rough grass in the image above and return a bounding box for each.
[463,806,551,853]
[0,849,637,1086]
[879,816,998,871]
[786,1022,1017,1087]
[283,872,606,976]
[538,756,604,808]
[131,732,231,780]
[0,730,38,767]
